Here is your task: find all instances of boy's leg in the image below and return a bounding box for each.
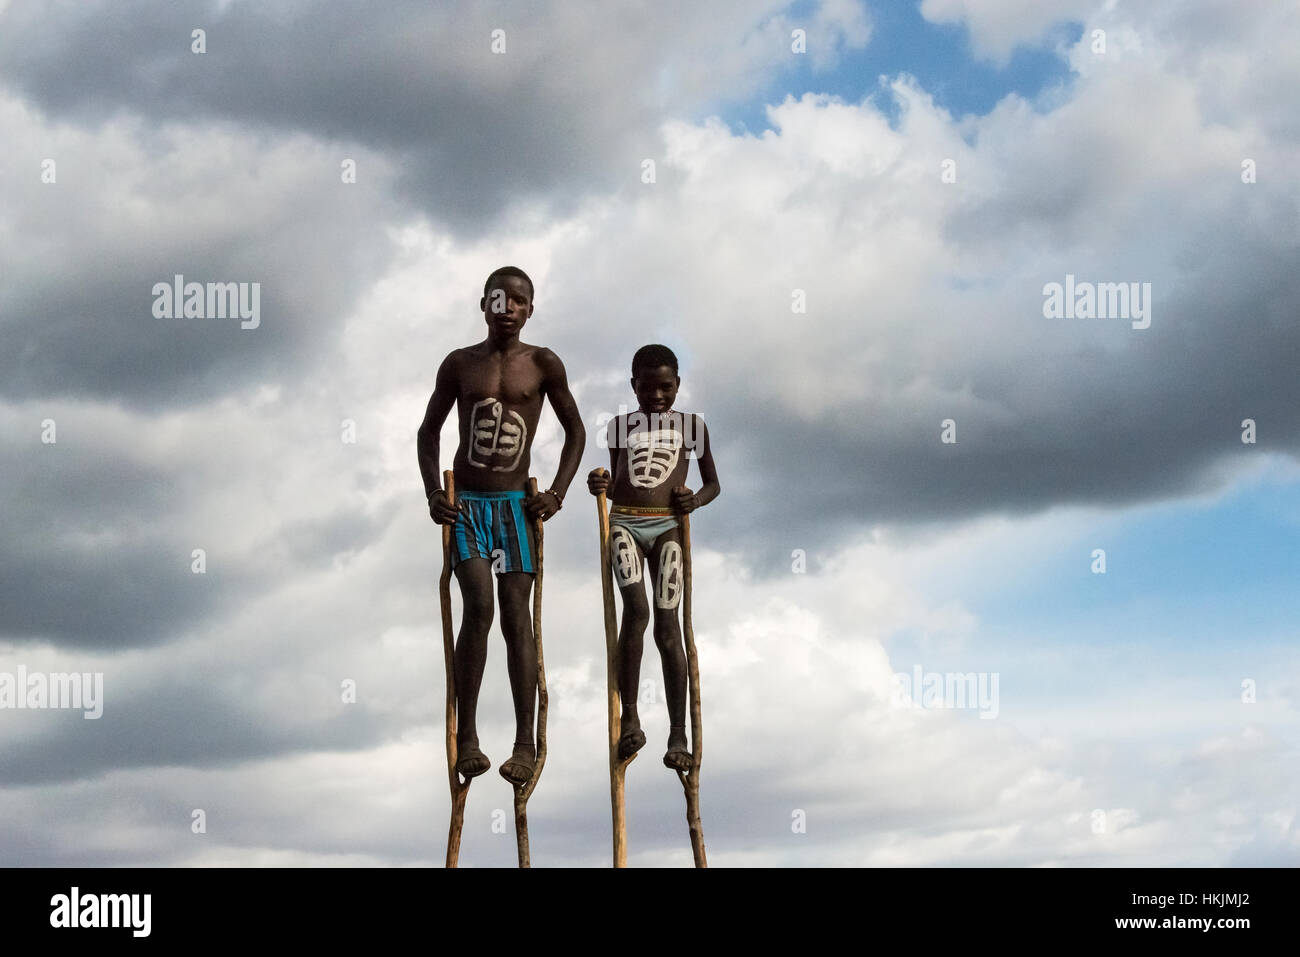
[452,557,495,777]
[497,569,538,784]
[611,525,649,759]
[646,527,689,772]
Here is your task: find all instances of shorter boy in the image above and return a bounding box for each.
[588,344,720,771]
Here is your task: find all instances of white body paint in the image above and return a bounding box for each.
[468,397,526,470]
[610,526,643,586]
[655,541,683,609]
[628,428,682,488]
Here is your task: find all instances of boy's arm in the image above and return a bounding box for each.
[587,417,620,495]
[533,348,586,517]
[416,352,460,523]
[672,414,720,513]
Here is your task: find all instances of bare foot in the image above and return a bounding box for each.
[455,739,490,779]
[618,729,646,761]
[618,713,646,761]
[663,725,691,772]
[499,741,537,785]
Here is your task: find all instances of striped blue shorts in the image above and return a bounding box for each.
[451,490,535,574]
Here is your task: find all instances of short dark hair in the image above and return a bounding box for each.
[632,344,679,378]
[483,266,534,301]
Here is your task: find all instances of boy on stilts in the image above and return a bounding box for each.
[418,266,584,789]
[588,345,720,774]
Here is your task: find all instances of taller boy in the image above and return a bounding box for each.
[417,267,585,784]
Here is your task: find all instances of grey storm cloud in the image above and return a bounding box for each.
[727,240,1300,562]
[0,676,390,786]
[0,0,793,241]
[0,141,395,409]
[0,418,400,649]
[0,432,221,648]
[0,0,805,410]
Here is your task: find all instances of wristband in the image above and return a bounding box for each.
[545,488,564,509]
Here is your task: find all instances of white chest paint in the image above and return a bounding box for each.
[627,428,683,488]
[468,397,526,471]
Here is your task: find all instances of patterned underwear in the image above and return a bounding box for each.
[609,506,679,552]
[451,489,534,574]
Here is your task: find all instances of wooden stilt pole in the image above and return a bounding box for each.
[597,478,632,866]
[440,470,470,868]
[511,477,548,867]
[677,511,707,868]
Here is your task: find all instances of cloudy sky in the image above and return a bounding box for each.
[2,0,1297,867]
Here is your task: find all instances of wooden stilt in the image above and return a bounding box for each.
[440,471,470,868]
[597,479,633,866]
[511,477,548,867]
[677,511,707,868]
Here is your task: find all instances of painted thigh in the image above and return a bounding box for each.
[645,526,684,611]
[609,524,645,588]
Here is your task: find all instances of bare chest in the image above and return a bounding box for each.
[458,352,544,408]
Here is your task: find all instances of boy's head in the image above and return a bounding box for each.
[630,344,680,413]
[481,266,534,336]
